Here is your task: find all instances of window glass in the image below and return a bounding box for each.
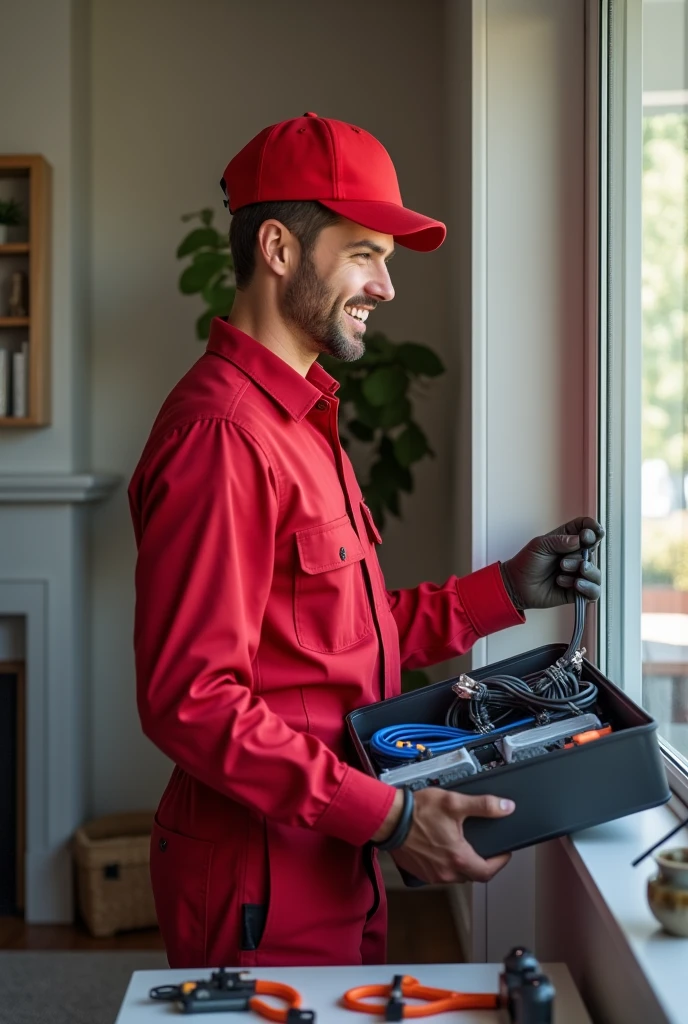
[641,0,688,760]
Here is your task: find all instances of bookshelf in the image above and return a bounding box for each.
[0,155,51,426]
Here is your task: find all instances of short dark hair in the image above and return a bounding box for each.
[229,200,341,288]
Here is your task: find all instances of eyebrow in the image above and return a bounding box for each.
[343,240,395,261]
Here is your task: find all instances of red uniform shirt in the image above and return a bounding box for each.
[127,318,525,966]
[129,316,524,844]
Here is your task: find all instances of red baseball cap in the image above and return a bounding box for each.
[220,112,446,253]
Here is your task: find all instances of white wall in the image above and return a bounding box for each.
[0,0,90,471]
[446,0,590,962]
[88,0,459,814]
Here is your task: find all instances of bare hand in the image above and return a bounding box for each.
[390,788,515,884]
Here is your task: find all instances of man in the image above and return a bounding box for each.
[128,113,603,969]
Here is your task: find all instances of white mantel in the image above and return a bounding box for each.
[0,470,121,921]
[0,473,120,504]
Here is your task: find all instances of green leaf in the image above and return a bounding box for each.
[385,489,401,517]
[377,396,412,429]
[195,309,215,340]
[401,669,430,692]
[365,331,395,356]
[370,457,400,501]
[200,208,214,226]
[386,458,413,493]
[202,281,235,310]
[397,342,445,377]
[356,346,391,367]
[335,377,360,405]
[361,365,408,407]
[177,227,225,259]
[394,422,430,466]
[179,252,231,294]
[353,392,382,428]
[348,419,375,442]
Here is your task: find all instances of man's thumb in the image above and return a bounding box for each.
[461,794,516,819]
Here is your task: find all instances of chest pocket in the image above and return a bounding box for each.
[294,515,372,653]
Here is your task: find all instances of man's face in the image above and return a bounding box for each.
[281,219,395,362]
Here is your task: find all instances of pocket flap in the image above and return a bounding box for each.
[360,501,383,545]
[296,516,365,574]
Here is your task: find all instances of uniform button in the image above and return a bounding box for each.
[339,547,347,561]
[304,111,318,118]
[159,838,168,851]
[316,399,328,411]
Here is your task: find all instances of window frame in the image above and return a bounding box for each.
[599,0,688,806]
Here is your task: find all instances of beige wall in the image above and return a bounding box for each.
[89,0,458,813]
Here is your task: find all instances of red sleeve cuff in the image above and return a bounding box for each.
[456,561,526,637]
[314,765,396,846]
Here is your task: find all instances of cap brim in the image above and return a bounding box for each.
[317,199,446,253]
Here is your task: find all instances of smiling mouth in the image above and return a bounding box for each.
[344,304,370,330]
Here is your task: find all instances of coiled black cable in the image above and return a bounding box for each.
[445,548,597,732]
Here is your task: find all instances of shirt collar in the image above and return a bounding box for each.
[206,318,340,422]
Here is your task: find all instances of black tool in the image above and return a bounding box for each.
[510,972,556,1024]
[631,813,688,867]
[499,947,555,1024]
[149,968,315,1020]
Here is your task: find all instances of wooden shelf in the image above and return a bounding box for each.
[0,155,51,426]
[0,417,37,428]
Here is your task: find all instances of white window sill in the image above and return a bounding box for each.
[563,793,688,1024]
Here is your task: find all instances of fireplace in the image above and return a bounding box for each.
[0,660,25,915]
[0,472,120,922]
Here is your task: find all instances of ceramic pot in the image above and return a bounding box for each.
[647,847,688,937]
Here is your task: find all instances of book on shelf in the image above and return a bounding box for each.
[0,347,7,416]
[11,339,29,417]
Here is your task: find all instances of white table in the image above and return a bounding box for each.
[115,962,592,1022]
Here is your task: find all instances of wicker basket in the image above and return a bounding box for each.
[72,811,158,937]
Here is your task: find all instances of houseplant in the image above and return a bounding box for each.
[176,207,447,689]
[0,199,25,245]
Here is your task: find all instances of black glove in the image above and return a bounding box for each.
[500,516,604,612]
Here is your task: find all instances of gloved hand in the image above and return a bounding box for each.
[500,516,604,611]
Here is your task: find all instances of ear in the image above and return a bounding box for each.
[255,219,299,279]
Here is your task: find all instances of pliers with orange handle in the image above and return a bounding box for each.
[149,968,315,1021]
[342,974,498,1020]
[341,948,555,1022]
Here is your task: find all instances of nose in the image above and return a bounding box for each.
[366,264,395,304]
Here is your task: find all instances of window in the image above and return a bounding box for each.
[601,0,688,783]
[641,1,688,765]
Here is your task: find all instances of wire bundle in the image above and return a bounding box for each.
[369,717,535,769]
[368,549,598,769]
[446,549,597,732]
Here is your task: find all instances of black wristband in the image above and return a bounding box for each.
[372,787,414,852]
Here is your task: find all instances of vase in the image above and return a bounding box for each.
[647,846,688,937]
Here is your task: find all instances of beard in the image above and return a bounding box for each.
[281,250,365,363]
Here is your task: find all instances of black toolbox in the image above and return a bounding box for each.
[346,643,671,859]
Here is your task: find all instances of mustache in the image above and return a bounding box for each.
[344,297,378,310]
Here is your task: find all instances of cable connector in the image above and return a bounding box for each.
[571,648,586,671]
[452,674,479,698]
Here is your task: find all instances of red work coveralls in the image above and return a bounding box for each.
[128,318,525,968]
